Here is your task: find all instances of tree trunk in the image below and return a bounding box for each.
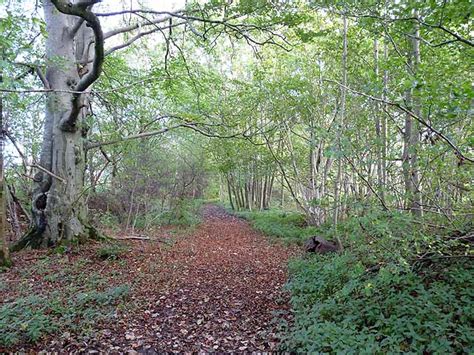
[6,185,22,240]
[265,172,274,209]
[260,176,266,210]
[1,72,11,266]
[402,14,422,217]
[280,176,284,208]
[14,1,99,250]
[374,38,385,205]
[382,36,388,205]
[333,14,347,250]
[226,175,235,210]
[410,14,422,217]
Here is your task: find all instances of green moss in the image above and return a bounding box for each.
[0,250,12,269]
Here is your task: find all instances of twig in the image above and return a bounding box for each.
[113,235,150,240]
[30,164,65,183]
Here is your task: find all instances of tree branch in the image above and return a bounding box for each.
[104,22,185,57]
[323,79,474,164]
[339,10,473,48]
[30,164,66,183]
[50,0,104,131]
[70,18,85,38]
[103,13,175,39]
[86,124,188,149]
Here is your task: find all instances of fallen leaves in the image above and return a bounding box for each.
[129,205,297,352]
[1,205,297,352]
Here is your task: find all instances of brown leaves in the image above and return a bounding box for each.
[132,205,297,352]
[1,205,296,352]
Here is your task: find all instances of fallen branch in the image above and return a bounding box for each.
[113,235,150,240]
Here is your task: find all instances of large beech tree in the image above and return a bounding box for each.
[13,0,285,249]
[15,0,105,248]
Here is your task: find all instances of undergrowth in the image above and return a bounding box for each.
[157,198,204,227]
[96,198,204,231]
[239,207,473,352]
[282,254,473,353]
[235,209,316,244]
[97,243,129,260]
[0,256,130,347]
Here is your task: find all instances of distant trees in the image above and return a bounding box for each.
[207,1,472,228]
[88,136,209,231]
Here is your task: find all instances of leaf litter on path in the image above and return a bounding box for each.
[1,205,298,352]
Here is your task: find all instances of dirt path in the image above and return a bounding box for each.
[1,205,297,352]
[0,206,294,354]
[123,205,297,352]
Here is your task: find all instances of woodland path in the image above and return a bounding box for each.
[125,204,298,352]
[2,205,297,352]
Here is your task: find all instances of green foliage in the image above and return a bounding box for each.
[0,285,130,346]
[282,254,473,353]
[158,199,204,227]
[0,296,56,346]
[97,211,121,231]
[277,210,474,353]
[236,210,317,244]
[96,243,129,260]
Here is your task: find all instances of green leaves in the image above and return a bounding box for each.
[294,28,330,43]
[283,248,474,352]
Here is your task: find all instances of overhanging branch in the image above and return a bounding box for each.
[323,78,474,164]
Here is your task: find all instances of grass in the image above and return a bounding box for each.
[234,209,318,244]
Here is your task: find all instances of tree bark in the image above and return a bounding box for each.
[6,184,22,240]
[226,175,235,210]
[14,1,103,250]
[374,38,385,204]
[0,72,11,266]
[410,14,422,217]
[382,36,388,204]
[402,13,422,217]
[333,14,347,250]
